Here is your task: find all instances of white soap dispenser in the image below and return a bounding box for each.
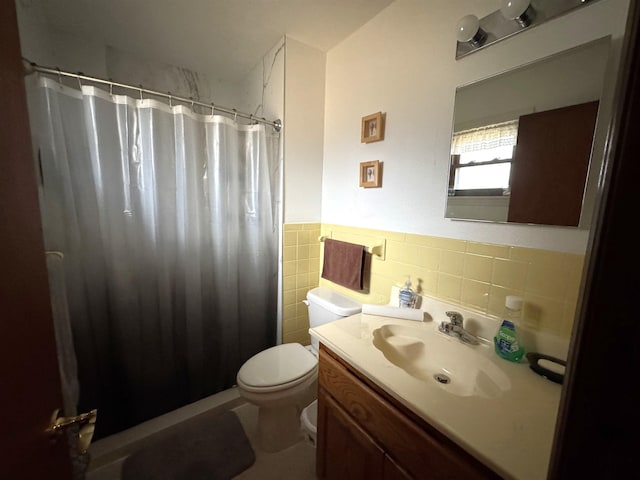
[399,276,417,308]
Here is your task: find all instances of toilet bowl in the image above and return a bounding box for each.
[301,399,318,446]
[236,287,361,452]
[237,343,318,452]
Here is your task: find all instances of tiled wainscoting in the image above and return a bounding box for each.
[282,223,584,344]
[282,223,321,344]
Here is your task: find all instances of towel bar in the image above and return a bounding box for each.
[318,236,384,257]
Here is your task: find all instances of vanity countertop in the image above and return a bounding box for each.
[310,310,563,480]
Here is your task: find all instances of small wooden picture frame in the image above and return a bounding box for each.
[359,160,382,188]
[361,112,384,143]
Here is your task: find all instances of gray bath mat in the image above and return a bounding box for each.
[121,410,255,480]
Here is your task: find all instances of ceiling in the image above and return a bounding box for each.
[38,0,396,82]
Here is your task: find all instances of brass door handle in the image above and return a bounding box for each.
[46,408,97,436]
[46,408,97,454]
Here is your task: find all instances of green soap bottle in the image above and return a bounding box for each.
[494,296,526,362]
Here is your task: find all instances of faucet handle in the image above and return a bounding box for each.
[445,311,463,326]
[439,322,453,334]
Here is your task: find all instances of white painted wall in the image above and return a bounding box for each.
[15,0,242,113]
[283,37,326,223]
[16,0,108,78]
[322,0,630,254]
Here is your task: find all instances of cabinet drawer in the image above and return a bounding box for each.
[318,346,499,480]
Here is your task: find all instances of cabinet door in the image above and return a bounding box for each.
[317,388,385,480]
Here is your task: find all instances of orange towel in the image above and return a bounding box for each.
[321,239,365,291]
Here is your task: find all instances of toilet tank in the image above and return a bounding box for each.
[306,287,361,352]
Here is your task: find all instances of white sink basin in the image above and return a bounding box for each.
[372,324,511,398]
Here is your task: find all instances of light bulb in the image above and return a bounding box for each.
[500,0,529,19]
[500,0,535,27]
[456,15,487,47]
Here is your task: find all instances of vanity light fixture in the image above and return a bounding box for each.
[500,0,536,28]
[455,0,603,60]
[456,14,487,48]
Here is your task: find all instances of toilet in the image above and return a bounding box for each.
[304,286,363,355]
[236,286,361,452]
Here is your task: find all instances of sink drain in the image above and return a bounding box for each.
[434,373,451,384]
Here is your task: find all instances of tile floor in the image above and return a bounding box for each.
[85,388,317,479]
[232,403,317,480]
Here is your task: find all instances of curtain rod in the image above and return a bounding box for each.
[23,60,282,132]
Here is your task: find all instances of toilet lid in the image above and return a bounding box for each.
[237,343,317,388]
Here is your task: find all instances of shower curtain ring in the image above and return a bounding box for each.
[233,109,238,122]
[190,97,195,111]
[168,92,173,107]
[77,73,83,90]
[210,103,215,116]
[56,67,62,84]
[109,80,113,96]
[139,85,144,100]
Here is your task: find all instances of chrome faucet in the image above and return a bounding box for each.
[438,311,479,345]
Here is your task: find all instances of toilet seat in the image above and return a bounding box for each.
[237,343,318,394]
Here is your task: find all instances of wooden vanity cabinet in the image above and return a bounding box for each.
[318,388,412,480]
[316,344,500,480]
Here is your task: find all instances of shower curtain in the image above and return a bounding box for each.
[29,76,280,438]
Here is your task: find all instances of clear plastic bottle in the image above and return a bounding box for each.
[398,276,417,308]
[494,295,526,362]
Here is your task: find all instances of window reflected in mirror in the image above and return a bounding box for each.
[449,120,517,195]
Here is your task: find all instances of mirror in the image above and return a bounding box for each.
[446,37,611,226]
